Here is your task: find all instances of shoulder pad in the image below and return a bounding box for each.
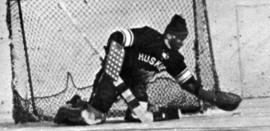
[119,29,134,47]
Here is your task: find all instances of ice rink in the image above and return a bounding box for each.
[0,98,269,131]
[1,0,270,130]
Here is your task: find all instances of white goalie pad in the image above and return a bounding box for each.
[104,41,125,81]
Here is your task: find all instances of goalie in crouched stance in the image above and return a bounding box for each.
[54,14,242,125]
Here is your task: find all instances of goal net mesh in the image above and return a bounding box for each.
[6,0,219,123]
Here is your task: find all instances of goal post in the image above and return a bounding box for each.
[7,0,219,123]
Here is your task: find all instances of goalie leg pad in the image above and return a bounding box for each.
[104,40,125,81]
[104,41,154,123]
[89,40,126,114]
[90,72,118,113]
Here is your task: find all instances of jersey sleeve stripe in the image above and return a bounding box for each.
[128,29,134,46]
[120,29,134,47]
[176,68,193,84]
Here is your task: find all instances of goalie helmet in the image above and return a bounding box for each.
[164,14,188,41]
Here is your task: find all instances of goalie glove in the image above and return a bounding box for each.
[180,76,242,111]
[198,89,242,111]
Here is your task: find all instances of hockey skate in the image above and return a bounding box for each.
[81,105,106,125]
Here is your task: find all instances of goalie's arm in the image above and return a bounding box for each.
[174,66,242,111]
[165,51,242,111]
[163,50,213,98]
[162,50,199,94]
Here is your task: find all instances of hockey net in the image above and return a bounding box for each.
[6,0,219,123]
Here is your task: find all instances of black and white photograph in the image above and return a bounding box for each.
[0,0,269,130]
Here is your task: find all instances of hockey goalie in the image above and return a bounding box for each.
[54,14,242,125]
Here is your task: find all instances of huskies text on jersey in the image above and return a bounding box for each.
[137,53,166,71]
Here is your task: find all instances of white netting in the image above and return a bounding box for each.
[7,0,218,122]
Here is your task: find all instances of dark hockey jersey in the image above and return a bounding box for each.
[106,26,192,88]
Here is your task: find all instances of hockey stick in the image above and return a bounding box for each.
[57,0,102,57]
